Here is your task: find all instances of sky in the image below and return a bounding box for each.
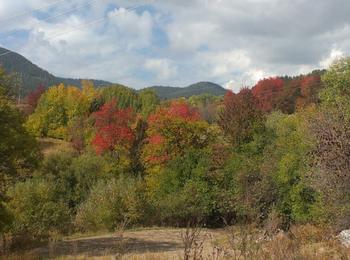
[0,0,349,91]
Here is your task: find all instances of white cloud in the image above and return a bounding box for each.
[320,48,344,68]
[203,50,251,77]
[224,68,267,93]
[14,6,155,87]
[166,20,217,52]
[144,58,178,81]
[193,50,269,89]
[224,80,241,93]
[247,68,266,83]
[1,0,350,89]
[106,8,153,50]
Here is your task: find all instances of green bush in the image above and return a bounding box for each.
[39,151,121,212]
[216,111,317,227]
[147,149,214,225]
[75,177,141,232]
[7,179,70,238]
[263,112,317,226]
[0,95,40,188]
[0,202,12,234]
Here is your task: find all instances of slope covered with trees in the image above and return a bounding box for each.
[2,57,350,256]
[145,81,227,99]
[0,47,112,95]
[0,48,227,100]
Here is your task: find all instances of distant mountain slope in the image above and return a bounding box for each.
[0,47,112,95]
[0,47,226,99]
[145,82,227,99]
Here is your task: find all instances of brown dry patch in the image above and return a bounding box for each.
[5,229,224,259]
[5,226,350,259]
[38,137,73,156]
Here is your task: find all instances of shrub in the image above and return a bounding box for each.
[0,95,40,188]
[39,151,121,212]
[147,149,213,225]
[310,58,350,229]
[75,177,141,232]
[0,202,12,234]
[7,179,70,239]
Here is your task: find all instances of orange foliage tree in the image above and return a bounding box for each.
[252,77,284,112]
[218,88,264,146]
[296,75,322,109]
[142,100,216,167]
[25,85,46,113]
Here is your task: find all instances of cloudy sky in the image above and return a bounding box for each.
[0,0,349,91]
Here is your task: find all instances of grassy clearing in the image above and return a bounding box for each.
[4,225,350,259]
[38,137,74,157]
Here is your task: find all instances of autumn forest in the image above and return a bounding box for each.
[1,57,350,258]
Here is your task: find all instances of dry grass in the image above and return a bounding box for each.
[38,137,74,156]
[220,224,350,260]
[4,226,350,259]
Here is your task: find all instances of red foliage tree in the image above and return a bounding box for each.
[252,77,284,112]
[92,99,134,155]
[25,85,46,113]
[296,75,322,109]
[148,100,200,125]
[223,90,235,106]
[68,116,87,153]
[143,101,211,166]
[219,88,263,146]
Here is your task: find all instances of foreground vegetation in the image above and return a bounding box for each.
[1,58,350,258]
[6,225,350,259]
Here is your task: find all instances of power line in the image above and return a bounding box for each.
[42,0,102,22]
[0,51,12,57]
[1,0,103,39]
[0,0,70,24]
[0,3,147,58]
[45,3,146,41]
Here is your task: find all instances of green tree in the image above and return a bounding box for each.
[320,57,350,118]
[147,149,213,225]
[188,94,221,123]
[310,57,350,228]
[218,111,317,227]
[25,84,91,139]
[38,151,121,212]
[0,69,40,234]
[100,85,141,111]
[139,89,160,117]
[218,124,273,224]
[0,96,40,188]
[75,177,141,232]
[7,179,70,238]
[262,112,316,226]
[0,67,19,99]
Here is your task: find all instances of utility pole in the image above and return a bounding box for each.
[16,72,22,104]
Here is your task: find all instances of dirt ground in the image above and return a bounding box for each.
[20,229,225,259]
[6,227,350,259]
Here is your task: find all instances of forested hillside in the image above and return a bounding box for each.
[0,47,112,95]
[0,48,227,99]
[2,55,350,257]
[145,82,227,99]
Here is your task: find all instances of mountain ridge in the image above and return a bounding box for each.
[144,82,226,99]
[0,47,227,99]
[0,47,113,95]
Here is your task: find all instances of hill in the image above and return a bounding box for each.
[0,47,112,96]
[0,47,226,99]
[145,82,226,99]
